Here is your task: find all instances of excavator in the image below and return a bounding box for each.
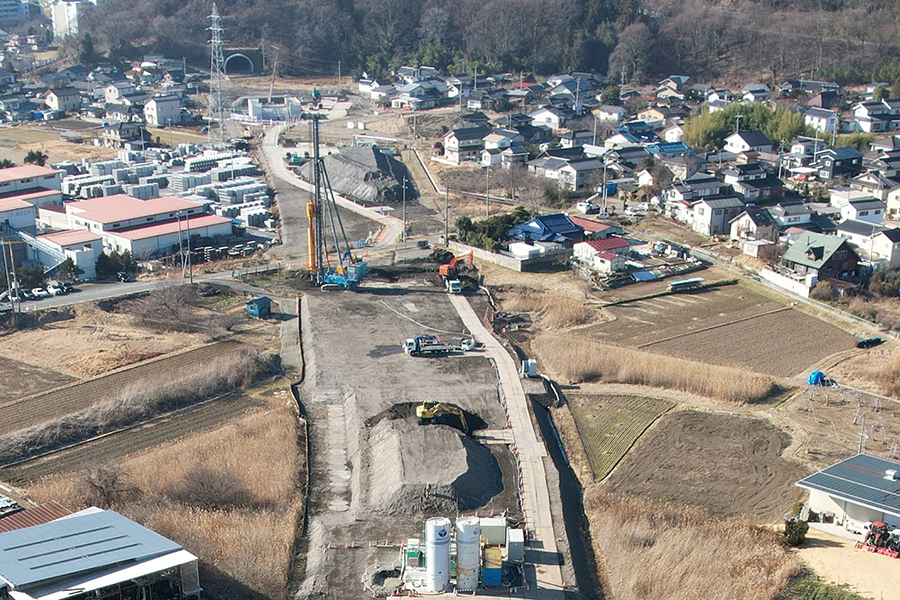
[415,402,470,435]
[439,252,473,293]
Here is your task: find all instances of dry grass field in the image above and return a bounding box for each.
[604,410,808,520]
[0,357,73,403]
[585,490,800,600]
[567,394,674,481]
[534,333,777,403]
[29,395,305,600]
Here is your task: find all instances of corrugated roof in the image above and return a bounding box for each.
[38,229,102,248]
[66,195,202,225]
[0,198,32,213]
[0,503,71,534]
[796,453,900,518]
[0,510,181,589]
[0,166,59,184]
[583,237,630,252]
[105,214,231,241]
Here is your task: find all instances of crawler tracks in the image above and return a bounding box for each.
[0,341,243,435]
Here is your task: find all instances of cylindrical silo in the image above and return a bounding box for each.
[455,517,481,591]
[425,517,451,592]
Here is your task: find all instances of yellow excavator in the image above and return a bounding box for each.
[415,402,469,434]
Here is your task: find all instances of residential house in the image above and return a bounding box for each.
[808,91,843,110]
[707,99,733,113]
[637,106,673,129]
[664,172,729,205]
[691,196,745,236]
[849,171,900,212]
[815,147,863,181]
[507,213,584,246]
[569,216,623,240]
[573,238,630,273]
[105,103,134,122]
[663,124,683,142]
[597,105,626,122]
[804,107,839,133]
[742,84,771,103]
[836,219,882,258]
[658,76,692,93]
[44,87,81,112]
[102,121,149,148]
[768,202,812,228]
[790,137,827,160]
[780,79,841,96]
[104,81,135,104]
[119,92,150,108]
[442,126,491,164]
[529,106,569,130]
[724,130,774,154]
[143,95,181,127]
[396,66,440,84]
[840,198,885,225]
[500,146,528,169]
[870,228,900,268]
[558,159,604,191]
[722,163,784,204]
[707,89,735,103]
[481,148,501,166]
[781,231,860,282]
[559,130,593,149]
[729,207,778,242]
[849,99,900,133]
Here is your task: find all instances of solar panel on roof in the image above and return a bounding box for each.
[0,510,181,590]
[797,454,900,518]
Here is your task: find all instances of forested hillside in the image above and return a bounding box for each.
[81,0,900,84]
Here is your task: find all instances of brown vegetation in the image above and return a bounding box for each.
[0,347,275,463]
[122,282,241,334]
[830,346,900,398]
[534,333,776,403]
[29,399,304,600]
[585,490,800,600]
[498,285,592,329]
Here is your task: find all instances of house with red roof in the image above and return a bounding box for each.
[573,237,630,273]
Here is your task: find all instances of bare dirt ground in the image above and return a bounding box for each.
[0,357,73,403]
[604,410,807,520]
[0,304,206,378]
[644,308,857,377]
[797,527,900,600]
[0,341,243,434]
[0,393,264,484]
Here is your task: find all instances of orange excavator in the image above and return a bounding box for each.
[439,252,473,294]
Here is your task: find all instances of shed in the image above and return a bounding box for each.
[246,296,272,318]
[796,453,900,532]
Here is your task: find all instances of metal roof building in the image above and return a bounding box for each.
[796,453,900,532]
[0,509,200,600]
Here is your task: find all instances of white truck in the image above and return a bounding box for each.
[446,279,462,294]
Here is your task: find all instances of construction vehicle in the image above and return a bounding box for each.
[859,522,900,557]
[403,334,455,356]
[415,402,469,434]
[439,252,473,293]
[303,113,368,290]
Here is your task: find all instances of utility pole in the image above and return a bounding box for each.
[734,113,743,133]
[186,211,193,284]
[337,60,341,88]
[401,176,407,243]
[444,186,449,244]
[177,212,185,283]
[858,412,868,454]
[485,164,490,218]
[778,139,786,180]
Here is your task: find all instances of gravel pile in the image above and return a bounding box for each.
[299,146,415,204]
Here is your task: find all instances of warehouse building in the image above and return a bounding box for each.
[796,453,900,532]
[102,213,233,258]
[0,508,201,600]
[37,229,103,279]
[0,166,63,208]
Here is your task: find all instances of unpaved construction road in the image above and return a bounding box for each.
[0,341,243,434]
[0,393,264,483]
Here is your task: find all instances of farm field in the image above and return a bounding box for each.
[0,357,73,403]
[0,341,244,434]
[604,410,808,520]
[0,393,264,483]
[644,308,857,377]
[587,284,783,346]
[568,394,674,480]
[787,385,900,467]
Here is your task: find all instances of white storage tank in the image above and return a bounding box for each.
[456,517,481,592]
[425,517,451,592]
[479,517,506,546]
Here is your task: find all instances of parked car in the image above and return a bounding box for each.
[31,287,49,298]
[19,289,34,300]
[116,271,130,282]
[46,283,66,296]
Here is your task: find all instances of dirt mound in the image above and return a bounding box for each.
[604,410,807,520]
[298,146,416,204]
[367,419,502,515]
[364,402,488,434]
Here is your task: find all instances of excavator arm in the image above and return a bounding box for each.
[415,402,469,434]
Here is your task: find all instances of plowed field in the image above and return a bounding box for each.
[0,357,73,403]
[0,341,243,434]
[0,393,264,483]
[604,410,808,520]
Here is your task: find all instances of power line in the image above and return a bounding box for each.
[208,3,230,147]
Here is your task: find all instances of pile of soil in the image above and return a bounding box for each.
[366,419,502,515]
[299,146,416,204]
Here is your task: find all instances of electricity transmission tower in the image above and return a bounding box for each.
[207,3,229,147]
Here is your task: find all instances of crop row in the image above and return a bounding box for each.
[569,394,674,481]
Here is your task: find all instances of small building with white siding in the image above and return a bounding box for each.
[797,454,900,533]
[0,197,35,232]
[102,213,233,258]
[38,228,102,279]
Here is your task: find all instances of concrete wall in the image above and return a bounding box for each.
[448,240,571,272]
[760,268,812,298]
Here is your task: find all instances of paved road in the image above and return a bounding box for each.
[258,124,403,259]
[448,294,565,599]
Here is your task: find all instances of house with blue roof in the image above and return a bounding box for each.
[797,453,900,532]
[507,213,584,247]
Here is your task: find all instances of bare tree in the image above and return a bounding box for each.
[608,22,652,84]
[79,463,136,509]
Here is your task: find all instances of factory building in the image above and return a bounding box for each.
[0,507,201,600]
[0,166,63,208]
